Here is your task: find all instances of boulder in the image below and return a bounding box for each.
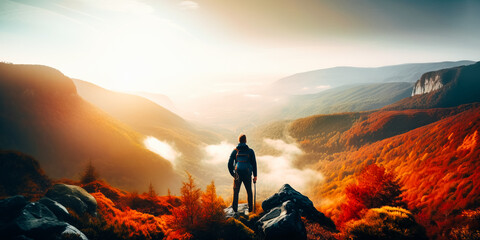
[224,203,249,218]
[11,202,68,239]
[0,195,29,226]
[262,184,335,230]
[62,224,89,240]
[45,184,97,215]
[38,197,71,222]
[257,200,306,240]
[0,197,89,240]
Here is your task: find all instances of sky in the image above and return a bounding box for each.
[1,0,480,98]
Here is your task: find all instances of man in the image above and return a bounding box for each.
[228,134,257,214]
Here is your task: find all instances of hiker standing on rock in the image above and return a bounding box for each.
[228,134,257,214]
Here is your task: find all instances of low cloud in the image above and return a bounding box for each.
[144,136,181,165]
[257,139,323,193]
[202,139,323,198]
[204,141,235,164]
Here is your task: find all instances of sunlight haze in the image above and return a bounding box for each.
[2,0,479,100]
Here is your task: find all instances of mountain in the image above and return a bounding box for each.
[272,60,474,95]
[266,82,413,120]
[131,91,176,113]
[386,61,480,110]
[186,61,473,131]
[73,79,222,185]
[0,63,178,192]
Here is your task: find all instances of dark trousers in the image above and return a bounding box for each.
[232,171,253,212]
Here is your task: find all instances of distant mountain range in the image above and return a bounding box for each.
[181,61,475,130]
[271,60,474,95]
[265,82,413,120]
[0,63,179,192]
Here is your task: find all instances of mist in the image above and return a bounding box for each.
[202,138,323,200]
[257,139,324,193]
[144,136,181,166]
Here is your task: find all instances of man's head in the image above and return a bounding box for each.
[239,134,247,143]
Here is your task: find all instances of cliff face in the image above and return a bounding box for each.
[411,68,460,96]
[386,61,480,110]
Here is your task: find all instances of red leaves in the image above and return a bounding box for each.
[338,164,403,227]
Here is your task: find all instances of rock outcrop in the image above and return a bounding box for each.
[224,203,250,219]
[0,195,88,240]
[387,61,480,110]
[46,184,97,215]
[223,184,336,240]
[257,200,306,240]
[261,184,336,230]
[412,72,446,96]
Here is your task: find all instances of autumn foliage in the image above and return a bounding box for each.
[172,172,202,232]
[170,173,227,239]
[338,164,403,226]
[344,206,428,240]
[301,104,480,238]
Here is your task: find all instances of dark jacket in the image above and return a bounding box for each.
[228,143,257,177]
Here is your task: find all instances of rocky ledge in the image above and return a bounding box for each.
[0,184,96,240]
[225,184,336,240]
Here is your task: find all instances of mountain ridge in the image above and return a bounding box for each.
[0,63,179,192]
[273,60,474,95]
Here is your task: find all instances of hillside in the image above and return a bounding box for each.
[0,151,51,199]
[0,63,178,192]
[256,102,480,238]
[132,91,177,113]
[254,61,480,238]
[386,61,480,110]
[73,79,223,186]
[267,82,413,120]
[313,104,480,238]
[272,61,474,95]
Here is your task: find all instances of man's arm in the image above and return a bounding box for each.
[228,150,236,177]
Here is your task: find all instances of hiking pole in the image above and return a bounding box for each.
[254,181,256,213]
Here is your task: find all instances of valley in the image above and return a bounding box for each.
[1,60,479,239]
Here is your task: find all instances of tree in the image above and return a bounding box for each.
[147,182,157,198]
[200,181,225,227]
[173,172,202,231]
[81,160,98,184]
[339,163,404,226]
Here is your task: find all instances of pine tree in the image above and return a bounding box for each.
[81,160,98,184]
[148,182,157,198]
[174,172,202,231]
[200,181,225,226]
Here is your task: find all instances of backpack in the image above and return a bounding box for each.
[235,148,252,175]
